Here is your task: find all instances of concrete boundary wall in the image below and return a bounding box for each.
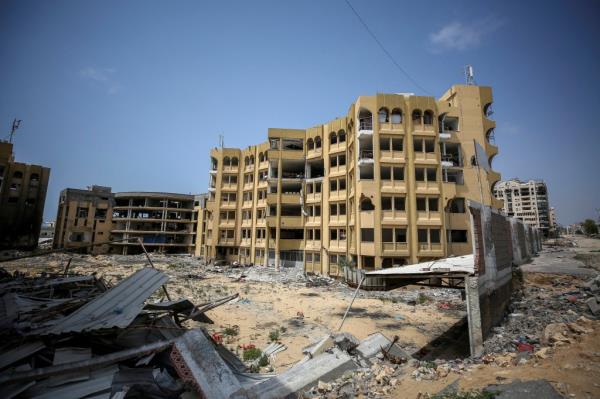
[465,201,541,357]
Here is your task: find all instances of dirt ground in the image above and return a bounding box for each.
[0,253,465,372]
[2,235,599,398]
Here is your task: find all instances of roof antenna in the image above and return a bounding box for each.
[9,118,22,143]
[219,133,224,148]
[465,65,475,85]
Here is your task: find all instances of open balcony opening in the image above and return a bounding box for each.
[281,204,302,216]
[359,163,374,180]
[358,108,373,131]
[281,181,301,194]
[281,159,305,179]
[282,138,303,151]
[306,159,324,179]
[441,142,463,166]
[280,229,304,239]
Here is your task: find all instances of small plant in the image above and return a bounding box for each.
[269,329,280,342]
[243,348,263,361]
[167,264,178,270]
[338,256,356,270]
[223,325,239,337]
[258,354,269,367]
[280,326,287,333]
[416,293,431,305]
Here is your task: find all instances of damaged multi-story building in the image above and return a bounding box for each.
[493,179,551,236]
[54,186,198,254]
[196,84,502,272]
[0,141,50,250]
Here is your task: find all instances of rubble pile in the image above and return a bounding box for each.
[0,264,251,399]
[483,273,600,355]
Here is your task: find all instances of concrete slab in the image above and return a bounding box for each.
[485,379,563,399]
[353,332,412,363]
[246,348,357,399]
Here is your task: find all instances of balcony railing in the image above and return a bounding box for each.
[359,150,373,159]
[358,119,373,131]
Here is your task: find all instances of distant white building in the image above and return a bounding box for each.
[493,179,551,236]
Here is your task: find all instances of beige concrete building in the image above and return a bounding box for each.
[54,186,115,254]
[493,179,551,236]
[54,186,198,254]
[0,141,50,250]
[196,85,501,273]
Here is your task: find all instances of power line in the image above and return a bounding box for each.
[343,0,432,96]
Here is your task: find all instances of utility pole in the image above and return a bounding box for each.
[9,118,22,143]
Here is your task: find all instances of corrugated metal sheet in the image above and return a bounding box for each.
[42,268,168,335]
[0,341,45,369]
[366,254,474,276]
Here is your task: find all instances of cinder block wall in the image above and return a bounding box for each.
[466,201,541,356]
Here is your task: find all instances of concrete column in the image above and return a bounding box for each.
[465,276,483,357]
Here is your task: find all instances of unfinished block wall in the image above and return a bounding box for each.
[465,200,541,357]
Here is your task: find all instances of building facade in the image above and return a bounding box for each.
[54,186,198,254]
[196,85,502,273]
[0,141,50,250]
[53,185,115,254]
[493,179,551,236]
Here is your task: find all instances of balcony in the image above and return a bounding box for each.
[357,120,373,137]
[357,150,374,165]
[382,242,409,253]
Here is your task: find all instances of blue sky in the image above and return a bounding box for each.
[1,1,599,225]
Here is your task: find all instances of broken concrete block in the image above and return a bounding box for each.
[333,332,361,352]
[302,334,333,358]
[541,323,568,345]
[353,333,412,363]
[586,297,600,316]
[247,348,357,399]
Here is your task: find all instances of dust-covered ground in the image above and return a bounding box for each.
[2,235,600,398]
[0,252,466,372]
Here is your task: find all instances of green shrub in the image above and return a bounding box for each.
[416,293,431,304]
[269,329,280,342]
[243,348,262,361]
[223,325,239,336]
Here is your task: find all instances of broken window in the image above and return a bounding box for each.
[378,107,389,123]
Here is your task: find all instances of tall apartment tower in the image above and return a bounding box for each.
[493,179,551,236]
[0,141,50,250]
[197,85,501,273]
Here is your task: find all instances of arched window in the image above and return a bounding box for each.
[486,128,495,144]
[231,157,239,166]
[13,171,23,179]
[315,136,322,149]
[244,156,250,166]
[307,138,314,150]
[423,110,434,125]
[412,109,422,124]
[360,197,375,211]
[259,152,264,163]
[330,132,337,145]
[250,155,255,165]
[358,109,373,130]
[338,130,346,143]
[211,157,218,170]
[391,108,402,124]
[223,156,231,166]
[30,173,40,183]
[378,107,389,123]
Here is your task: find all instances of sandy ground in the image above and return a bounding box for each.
[0,253,465,372]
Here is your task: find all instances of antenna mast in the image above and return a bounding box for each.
[464,65,475,85]
[9,118,22,143]
[219,134,224,148]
